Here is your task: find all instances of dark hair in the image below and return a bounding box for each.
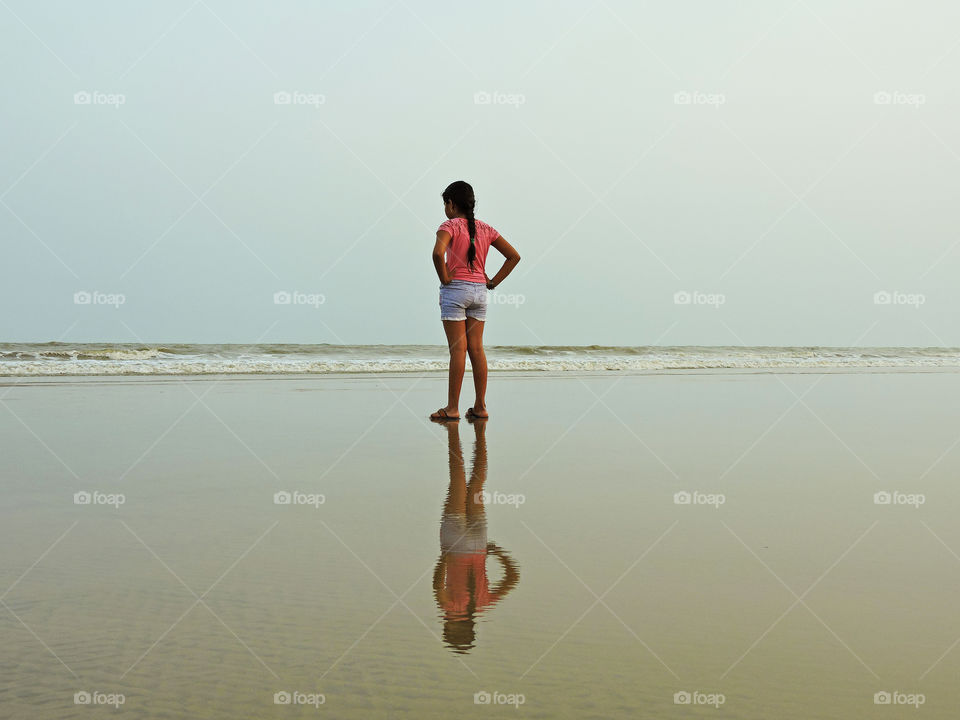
[442,617,476,654]
[442,180,477,270]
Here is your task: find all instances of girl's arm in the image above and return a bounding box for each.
[432,230,453,284]
[486,236,521,289]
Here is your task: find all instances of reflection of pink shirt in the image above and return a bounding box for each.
[438,218,500,283]
[440,552,491,616]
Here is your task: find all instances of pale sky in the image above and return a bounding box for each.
[3,1,959,347]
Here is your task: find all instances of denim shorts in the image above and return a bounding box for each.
[439,280,487,321]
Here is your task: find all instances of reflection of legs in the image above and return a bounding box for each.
[442,422,466,515]
[465,318,487,416]
[442,320,467,416]
[466,418,487,517]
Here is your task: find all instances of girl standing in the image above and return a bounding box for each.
[430,181,521,421]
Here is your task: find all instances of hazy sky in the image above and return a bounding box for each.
[3,1,959,347]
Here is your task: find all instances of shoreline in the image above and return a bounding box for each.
[3,364,960,386]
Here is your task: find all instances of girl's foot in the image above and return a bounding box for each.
[466,407,489,419]
[430,407,460,421]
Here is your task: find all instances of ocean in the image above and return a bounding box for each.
[2,343,960,376]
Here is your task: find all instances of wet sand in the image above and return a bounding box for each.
[1,370,959,718]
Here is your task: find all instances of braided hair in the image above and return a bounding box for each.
[442,181,477,270]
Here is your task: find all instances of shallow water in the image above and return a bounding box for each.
[1,371,959,718]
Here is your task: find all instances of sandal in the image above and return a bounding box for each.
[430,408,460,421]
[465,408,489,419]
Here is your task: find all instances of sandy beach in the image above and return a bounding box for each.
[2,369,958,718]
[5,0,959,715]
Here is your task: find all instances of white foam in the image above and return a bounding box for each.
[2,345,960,376]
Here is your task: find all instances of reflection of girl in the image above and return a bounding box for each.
[432,419,519,654]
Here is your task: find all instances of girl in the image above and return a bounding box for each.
[430,181,521,421]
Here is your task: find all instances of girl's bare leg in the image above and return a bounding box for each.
[441,320,467,416]
[465,317,487,415]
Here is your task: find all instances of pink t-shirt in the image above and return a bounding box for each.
[437,217,500,283]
